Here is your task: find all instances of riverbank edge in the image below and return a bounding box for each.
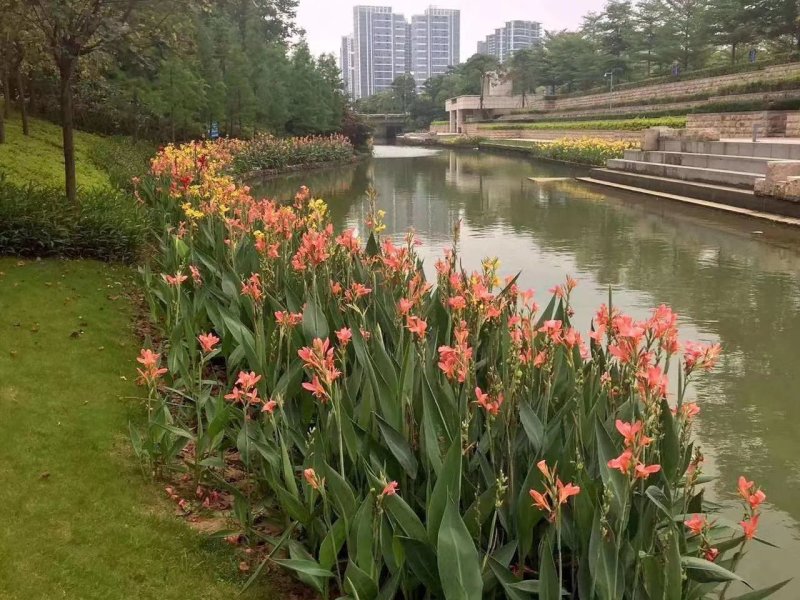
[239,154,368,183]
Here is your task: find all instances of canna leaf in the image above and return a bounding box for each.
[427,438,463,544]
[437,501,483,600]
[376,415,418,479]
[302,295,329,343]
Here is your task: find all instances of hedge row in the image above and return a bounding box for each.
[478,116,687,132]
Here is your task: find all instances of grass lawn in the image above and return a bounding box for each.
[0,114,110,188]
[0,258,272,599]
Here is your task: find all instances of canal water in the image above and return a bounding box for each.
[254,145,800,596]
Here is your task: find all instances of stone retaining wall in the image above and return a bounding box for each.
[429,123,449,134]
[686,111,792,137]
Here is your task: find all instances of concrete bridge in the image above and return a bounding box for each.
[357,113,407,141]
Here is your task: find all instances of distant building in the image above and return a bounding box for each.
[477,20,541,62]
[344,5,460,100]
[340,35,356,97]
[410,7,460,89]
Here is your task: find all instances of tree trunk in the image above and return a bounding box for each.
[58,56,77,204]
[731,43,737,65]
[0,105,5,144]
[1,66,9,119]
[16,68,28,135]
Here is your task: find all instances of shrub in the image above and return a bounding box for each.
[0,176,148,262]
[478,116,687,132]
[232,133,355,174]
[130,139,784,598]
[88,136,157,192]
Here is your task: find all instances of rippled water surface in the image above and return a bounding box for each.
[254,146,800,596]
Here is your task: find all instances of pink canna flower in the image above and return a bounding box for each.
[536,459,551,480]
[336,327,352,346]
[304,468,320,490]
[704,547,719,562]
[198,333,220,353]
[302,375,328,401]
[474,387,503,416]
[397,298,414,315]
[448,295,467,310]
[236,371,262,391]
[406,316,428,340]
[164,272,188,286]
[261,399,278,414]
[136,348,168,385]
[189,265,202,285]
[381,481,399,497]
[684,514,706,535]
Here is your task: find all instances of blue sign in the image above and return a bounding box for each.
[209,122,220,140]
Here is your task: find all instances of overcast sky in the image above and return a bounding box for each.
[296,0,607,59]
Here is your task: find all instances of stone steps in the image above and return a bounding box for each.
[623,150,778,175]
[660,140,800,160]
[577,176,800,226]
[588,169,800,219]
[605,159,760,189]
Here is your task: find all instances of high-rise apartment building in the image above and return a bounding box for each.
[351,6,410,99]
[410,7,460,89]
[340,35,356,97]
[343,5,460,100]
[477,20,541,62]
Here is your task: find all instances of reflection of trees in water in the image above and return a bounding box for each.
[258,149,800,518]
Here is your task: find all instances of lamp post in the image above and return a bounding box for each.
[604,68,620,109]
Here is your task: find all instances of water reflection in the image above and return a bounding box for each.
[253,147,800,595]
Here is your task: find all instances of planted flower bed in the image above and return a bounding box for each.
[132,140,783,599]
[232,133,355,175]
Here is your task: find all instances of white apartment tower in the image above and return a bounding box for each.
[340,35,356,97]
[411,7,460,89]
[478,20,541,62]
[352,6,411,99]
[345,5,460,100]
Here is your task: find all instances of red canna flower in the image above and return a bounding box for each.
[684,514,706,535]
[556,479,581,504]
[189,265,202,285]
[198,333,220,353]
[607,449,634,474]
[740,514,759,540]
[398,298,413,315]
[529,489,551,513]
[634,463,661,479]
[704,547,719,562]
[261,399,277,414]
[474,386,503,416]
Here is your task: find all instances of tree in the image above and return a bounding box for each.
[632,0,671,76]
[459,53,500,110]
[508,48,538,107]
[391,74,416,114]
[707,0,764,63]
[25,0,149,203]
[588,0,635,78]
[661,0,711,71]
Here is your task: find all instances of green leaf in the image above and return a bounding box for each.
[646,485,673,519]
[728,579,792,600]
[596,417,629,519]
[302,296,329,343]
[488,557,534,600]
[437,501,483,600]
[589,510,623,599]
[428,439,462,544]
[384,492,427,542]
[273,558,334,579]
[397,536,442,593]
[376,415,418,479]
[323,462,357,525]
[681,556,747,584]
[319,518,347,571]
[538,539,560,600]
[519,402,544,452]
[345,560,379,600]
